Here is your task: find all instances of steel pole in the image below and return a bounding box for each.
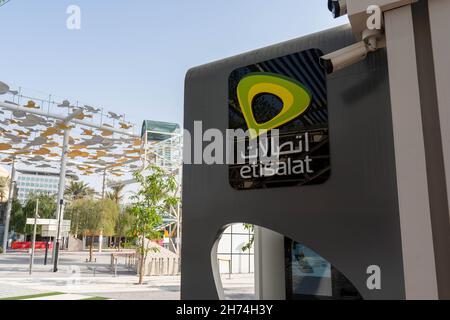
[101,168,107,199]
[2,159,16,253]
[53,202,64,272]
[29,198,39,275]
[44,239,49,265]
[53,128,70,272]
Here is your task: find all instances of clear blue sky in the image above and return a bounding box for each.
[0,0,348,127]
[0,1,348,193]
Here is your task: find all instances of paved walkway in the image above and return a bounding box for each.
[0,282,47,300]
[0,251,255,300]
[26,293,102,300]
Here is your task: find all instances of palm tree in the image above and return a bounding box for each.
[65,181,95,201]
[106,183,125,204]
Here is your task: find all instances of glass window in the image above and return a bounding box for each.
[231,224,248,234]
[217,234,232,254]
[232,234,251,254]
[285,238,362,300]
[218,224,254,274]
[231,255,251,274]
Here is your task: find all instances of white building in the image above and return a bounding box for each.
[16,169,77,203]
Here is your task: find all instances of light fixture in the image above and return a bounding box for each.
[83,105,100,113]
[12,110,27,118]
[108,111,122,120]
[57,100,71,108]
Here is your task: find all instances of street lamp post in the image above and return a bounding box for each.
[29,198,39,275]
[53,128,70,272]
[53,200,64,272]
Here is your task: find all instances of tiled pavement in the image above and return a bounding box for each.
[0,251,255,300]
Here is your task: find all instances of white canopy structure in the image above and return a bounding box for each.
[0,81,143,271]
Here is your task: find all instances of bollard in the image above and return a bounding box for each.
[166,258,170,276]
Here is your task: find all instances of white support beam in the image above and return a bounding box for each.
[428,0,450,221]
[346,0,417,39]
[254,227,286,300]
[0,101,139,137]
[1,159,15,253]
[63,108,83,123]
[52,128,71,271]
[385,5,438,299]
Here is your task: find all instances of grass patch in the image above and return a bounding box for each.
[81,296,109,300]
[0,292,64,300]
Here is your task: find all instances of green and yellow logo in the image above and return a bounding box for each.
[236,72,312,140]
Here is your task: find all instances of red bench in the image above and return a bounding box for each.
[11,242,53,250]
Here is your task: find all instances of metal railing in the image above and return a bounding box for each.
[110,252,137,277]
[142,257,181,276]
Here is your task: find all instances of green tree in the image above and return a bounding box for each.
[107,182,127,250]
[9,199,25,234]
[65,199,83,236]
[21,193,56,235]
[75,198,118,262]
[115,206,134,251]
[129,165,179,285]
[65,181,95,236]
[23,193,56,219]
[2,193,57,240]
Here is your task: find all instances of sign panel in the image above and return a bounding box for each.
[183,25,406,299]
[26,219,71,237]
[41,225,70,232]
[41,231,69,238]
[228,48,331,190]
[26,219,70,226]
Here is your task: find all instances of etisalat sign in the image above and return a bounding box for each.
[184,48,330,190]
[228,48,331,190]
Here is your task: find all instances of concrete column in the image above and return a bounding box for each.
[98,231,103,253]
[428,0,450,218]
[384,5,438,299]
[423,0,450,299]
[254,227,286,300]
[2,160,16,253]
